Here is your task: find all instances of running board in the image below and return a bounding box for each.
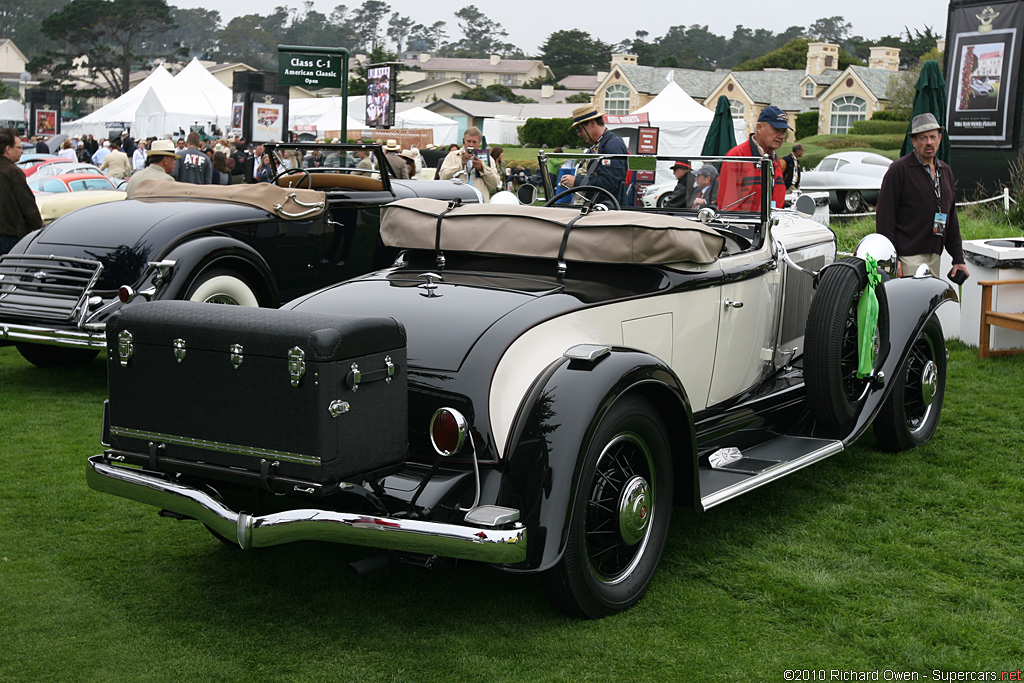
[699,435,844,511]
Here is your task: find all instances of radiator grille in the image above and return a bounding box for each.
[780,255,825,344]
[0,254,103,322]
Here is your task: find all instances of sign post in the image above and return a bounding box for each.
[277,45,350,140]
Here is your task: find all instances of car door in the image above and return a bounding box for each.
[705,242,781,406]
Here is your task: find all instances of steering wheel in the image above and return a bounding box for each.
[543,184,621,211]
[270,167,314,189]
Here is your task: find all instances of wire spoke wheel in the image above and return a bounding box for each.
[874,317,945,451]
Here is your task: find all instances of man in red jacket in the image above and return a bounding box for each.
[718,105,790,212]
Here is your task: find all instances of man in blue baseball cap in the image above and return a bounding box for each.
[718,105,792,212]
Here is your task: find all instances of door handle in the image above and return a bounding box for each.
[724,299,744,309]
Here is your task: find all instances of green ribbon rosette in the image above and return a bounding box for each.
[856,254,881,379]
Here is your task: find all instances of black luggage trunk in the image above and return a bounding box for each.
[105,301,407,485]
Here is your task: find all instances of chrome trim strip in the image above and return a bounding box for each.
[0,322,107,348]
[700,438,844,510]
[86,456,527,563]
[108,426,322,466]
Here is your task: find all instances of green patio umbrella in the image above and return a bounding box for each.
[900,60,951,164]
[701,95,738,156]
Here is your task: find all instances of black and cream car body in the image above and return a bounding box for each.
[0,143,480,367]
[85,154,956,618]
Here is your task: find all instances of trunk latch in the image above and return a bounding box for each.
[230,344,244,369]
[173,338,186,363]
[118,330,133,367]
[288,346,306,386]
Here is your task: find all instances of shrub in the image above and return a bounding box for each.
[849,120,908,135]
[869,110,908,122]
[795,111,818,140]
[519,117,577,147]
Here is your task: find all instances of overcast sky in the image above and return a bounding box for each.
[173,0,950,55]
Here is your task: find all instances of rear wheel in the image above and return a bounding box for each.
[873,317,945,451]
[842,190,865,213]
[543,394,672,619]
[16,344,99,367]
[185,269,260,307]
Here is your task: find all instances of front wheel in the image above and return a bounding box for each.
[873,317,946,451]
[842,190,865,213]
[16,344,99,367]
[185,269,260,307]
[543,394,672,619]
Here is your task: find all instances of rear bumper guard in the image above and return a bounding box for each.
[86,455,527,564]
[1,322,107,348]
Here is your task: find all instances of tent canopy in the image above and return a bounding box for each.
[0,99,24,121]
[133,59,231,139]
[288,98,458,146]
[60,66,174,139]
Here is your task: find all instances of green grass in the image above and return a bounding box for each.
[831,204,1023,254]
[2,258,1024,680]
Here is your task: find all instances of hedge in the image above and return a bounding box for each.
[795,111,818,141]
[849,120,909,135]
[519,118,578,148]
[868,110,908,122]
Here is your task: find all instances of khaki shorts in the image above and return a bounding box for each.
[899,253,941,278]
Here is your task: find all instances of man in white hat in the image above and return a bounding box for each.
[381,139,410,180]
[125,140,180,199]
[876,113,969,280]
[560,104,627,207]
[438,127,499,201]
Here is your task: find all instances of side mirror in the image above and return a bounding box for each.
[517,183,538,206]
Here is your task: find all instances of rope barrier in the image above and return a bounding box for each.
[826,188,1015,219]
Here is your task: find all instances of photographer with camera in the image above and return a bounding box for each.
[439,127,500,201]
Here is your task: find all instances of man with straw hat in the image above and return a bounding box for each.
[560,103,627,207]
[125,139,181,199]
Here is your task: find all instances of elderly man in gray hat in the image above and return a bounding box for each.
[876,113,969,280]
[690,164,719,209]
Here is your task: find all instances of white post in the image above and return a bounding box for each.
[1004,186,1010,214]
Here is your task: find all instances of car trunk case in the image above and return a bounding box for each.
[105,300,407,484]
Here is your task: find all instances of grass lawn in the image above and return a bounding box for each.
[2,213,1023,681]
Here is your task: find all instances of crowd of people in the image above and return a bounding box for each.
[6,103,970,280]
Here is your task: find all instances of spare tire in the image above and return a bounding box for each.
[804,258,887,427]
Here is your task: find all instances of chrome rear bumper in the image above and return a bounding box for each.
[86,456,527,564]
[1,322,107,348]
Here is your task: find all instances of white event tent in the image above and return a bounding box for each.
[607,80,746,184]
[133,59,231,139]
[61,66,174,139]
[0,99,24,122]
[288,97,458,146]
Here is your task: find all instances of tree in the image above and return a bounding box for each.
[876,26,943,69]
[407,20,447,53]
[351,0,390,53]
[656,25,728,69]
[539,30,612,80]
[446,5,521,58]
[386,12,414,52]
[564,91,591,104]
[809,16,852,45]
[0,0,67,60]
[216,14,278,70]
[162,7,222,60]
[734,38,864,71]
[29,0,177,98]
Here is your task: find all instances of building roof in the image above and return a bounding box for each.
[848,65,896,100]
[398,78,471,94]
[401,56,546,75]
[558,74,600,91]
[729,70,819,112]
[617,65,730,100]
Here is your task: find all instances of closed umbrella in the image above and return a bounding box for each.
[901,60,951,164]
[701,95,738,157]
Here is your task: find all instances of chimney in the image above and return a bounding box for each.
[868,46,901,71]
[490,54,500,66]
[541,84,554,98]
[597,71,608,81]
[611,53,638,67]
[419,53,431,63]
[806,42,839,76]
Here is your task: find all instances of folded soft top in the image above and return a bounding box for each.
[380,199,725,266]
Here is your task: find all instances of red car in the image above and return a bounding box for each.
[27,172,121,194]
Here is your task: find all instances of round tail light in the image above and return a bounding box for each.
[430,408,467,456]
[118,285,135,303]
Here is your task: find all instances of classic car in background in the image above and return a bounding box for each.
[0,143,480,367]
[85,153,955,618]
[799,151,892,213]
[28,172,121,194]
[34,188,127,226]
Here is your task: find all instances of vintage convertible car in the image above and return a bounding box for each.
[0,143,479,366]
[85,154,955,618]
[799,151,893,213]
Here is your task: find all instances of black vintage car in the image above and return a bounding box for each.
[85,154,956,618]
[0,143,480,366]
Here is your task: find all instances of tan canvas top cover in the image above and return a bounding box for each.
[131,181,327,220]
[380,199,725,265]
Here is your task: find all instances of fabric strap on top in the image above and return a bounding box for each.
[434,198,463,269]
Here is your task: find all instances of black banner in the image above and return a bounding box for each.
[946,1,1024,147]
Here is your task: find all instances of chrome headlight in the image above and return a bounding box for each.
[854,233,897,276]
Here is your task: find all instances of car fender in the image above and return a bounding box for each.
[499,348,696,572]
[150,236,278,306]
[838,274,957,445]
